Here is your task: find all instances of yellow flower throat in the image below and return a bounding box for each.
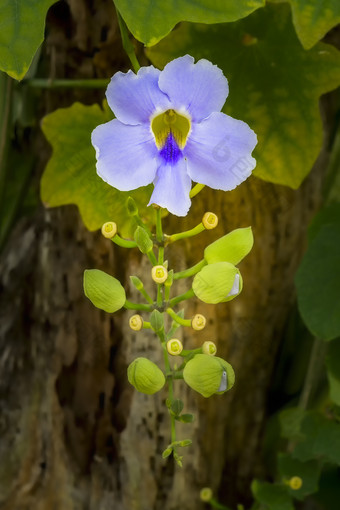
[151,109,191,150]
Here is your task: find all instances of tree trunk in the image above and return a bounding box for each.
[0,1,335,509]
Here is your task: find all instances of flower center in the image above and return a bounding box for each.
[151,109,191,151]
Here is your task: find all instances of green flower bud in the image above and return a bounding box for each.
[193,262,240,304]
[150,309,164,333]
[83,269,126,313]
[126,196,139,216]
[127,357,165,395]
[204,227,253,265]
[134,226,153,254]
[101,221,117,239]
[130,275,144,291]
[183,354,235,398]
[151,265,168,284]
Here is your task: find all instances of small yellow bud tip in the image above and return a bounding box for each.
[202,212,218,230]
[202,341,217,356]
[129,314,143,331]
[151,265,168,284]
[289,477,303,490]
[191,314,206,331]
[101,222,117,239]
[167,339,183,355]
[200,488,213,502]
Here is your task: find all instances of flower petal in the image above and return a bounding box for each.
[106,66,171,125]
[92,119,158,190]
[185,112,257,190]
[148,158,191,216]
[158,55,228,122]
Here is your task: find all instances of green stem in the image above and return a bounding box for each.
[138,288,154,305]
[166,308,191,327]
[173,259,206,280]
[142,321,152,329]
[298,337,324,411]
[189,183,205,198]
[24,78,109,89]
[169,288,195,307]
[163,344,176,445]
[0,74,13,243]
[155,208,163,243]
[116,9,140,73]
[209,498,233,510]
[147,250,158,266]
[112,235,137,248]
[124,300,153,311]
[166,222,205,243]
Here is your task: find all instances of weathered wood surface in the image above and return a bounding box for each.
[0,1,335,509]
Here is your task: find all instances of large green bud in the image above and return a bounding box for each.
[204,227,253,265]
[192,262,242,304]
[127,357,165,395]
[183,354,235,398]
[83,269,126,313]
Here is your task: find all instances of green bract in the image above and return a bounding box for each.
[204,227,253,265]
[128,357,166,395]
[183,354,235,398]
[83,269,126,313]
[192,262,241,304]
[134,226,153,254]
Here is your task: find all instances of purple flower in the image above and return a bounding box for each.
[92,55,257,217]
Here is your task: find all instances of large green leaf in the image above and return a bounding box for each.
[114,0,265,47]
[273,0,340,50]
[41,102,153,235]
[295,222,340,341]
[0,0,56,80]
[278,454,320,500]
[251,480,294,510]
[325,338,340,406]
[293,412,340,465]
[147,3,340,189]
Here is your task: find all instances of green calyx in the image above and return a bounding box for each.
[192,262,242,304]
[83,269,126,313]
[183,354,235,398]
[127,357,166,395]
[204,227,253,265]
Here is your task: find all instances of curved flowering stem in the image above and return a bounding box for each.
[115,9,140,73]
[173,259,206,280]
[189,183,205,198]
[166,308,191,327]
[124,300,153,312]
[111,235,137,249]
[166,222,206,244]
[169,288,195,307]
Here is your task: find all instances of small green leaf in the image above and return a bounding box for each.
[114,0,265,47]
[178,439,192,447]
[178,413,195,423]
[162,447,173,459]
[293,412,340,465]
[192,262,238,304]
[278,453,321,500]
[127,357,165,395]
[295,223,340,341]
[41,102,153,236]
[251,480,294,510]
[279,407,306,440]
[326,338,340,406]
[204,227,253,265]
[134,226,153,254]
[83,269,126,313]
[171,399,184,416]
[150,309,164,333]
[147,3,340,189]
[0,0,57,80]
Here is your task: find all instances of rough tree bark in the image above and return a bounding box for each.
[0,1,336,509]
